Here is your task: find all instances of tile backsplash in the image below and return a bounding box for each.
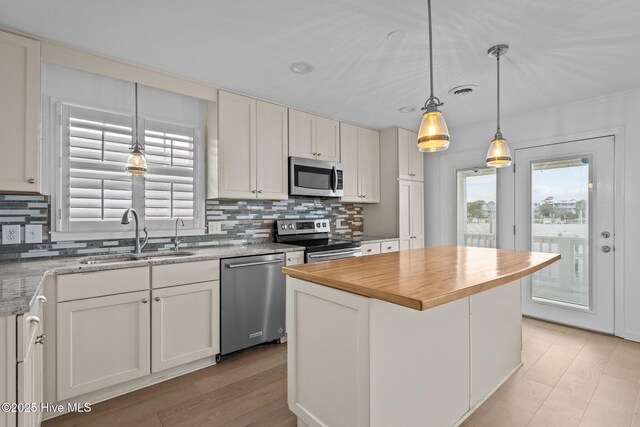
[0,194,363,261]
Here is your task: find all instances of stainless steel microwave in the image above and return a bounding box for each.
[289,157,344,197]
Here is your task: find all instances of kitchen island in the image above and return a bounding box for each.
[282,246,560,427]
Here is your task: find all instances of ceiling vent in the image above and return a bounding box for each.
[448,84,478,96]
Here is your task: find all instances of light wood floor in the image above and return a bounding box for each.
[44,317,640,427]
[463,317,640,427]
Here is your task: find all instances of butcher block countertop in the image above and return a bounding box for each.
[282,246,560,311]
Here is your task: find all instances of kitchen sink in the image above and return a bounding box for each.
[79,250,196,265]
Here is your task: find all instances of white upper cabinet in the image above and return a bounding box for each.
[339,123,380,204]
[213,91,288,200]
[398,128,423,181]
[315,116,340,162]
[0,31,41,193]
[289,109,340,162]
[256,100,288,199]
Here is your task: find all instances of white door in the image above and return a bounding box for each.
[340,123,361,202]
[410,131,424,181]
[397,128,413,180]
[151,281,219,372]
[398,180,412,250]
[515,136,615,333]
[411,181,424,249]
[315,116,340,162]
[256,100,288,200]
[217,91,257,199]
[359,128,380,204]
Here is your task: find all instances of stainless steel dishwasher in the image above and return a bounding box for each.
[220,253,286,355]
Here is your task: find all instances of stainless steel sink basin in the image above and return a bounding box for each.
[79,250,196,265]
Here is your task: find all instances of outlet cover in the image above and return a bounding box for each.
[208,221,222,234]
[2,224,21,245]
[25,224,43,244]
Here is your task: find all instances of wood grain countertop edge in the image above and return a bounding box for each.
[282,252,561,311]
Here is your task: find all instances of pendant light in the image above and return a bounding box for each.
[417,0,450,153]
[126,82,147,175]
[486,44,512,168]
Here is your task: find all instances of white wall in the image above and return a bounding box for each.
[424,87,640,341]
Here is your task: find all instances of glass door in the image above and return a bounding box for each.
[515,137,615,333]
[456,167,497,248]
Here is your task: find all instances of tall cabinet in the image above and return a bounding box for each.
[340,123,380,204]
[364,127,424,249]
[0,30,41,193]
[210,90,288,200]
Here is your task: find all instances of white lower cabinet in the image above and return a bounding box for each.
[380,240,400,253]
[56,290,151,400]
[152,281,219,372]
[361,242,381,256]
[17,322,43,427]
[285,251,305,266]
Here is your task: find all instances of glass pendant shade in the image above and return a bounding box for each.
[485,135,512,168]
[126,149,147,175]
[417,109,450,152]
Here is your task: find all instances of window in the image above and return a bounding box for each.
[55,103,204,236]
[456,167,497,248]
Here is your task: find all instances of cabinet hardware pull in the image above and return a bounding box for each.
[387,246,392,250]
[27,178,35,184]
[251,190,256,193]
[37,295,47,303]
[287,258,292,262]
[155,297,161,301]
[27,315,40,325]
[258,190,263,193]
[141,299,149,304]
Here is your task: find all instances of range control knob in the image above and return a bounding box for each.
[281,224,286,230]
[316,222,321,228]
[322,222,327,227]
[288,224,294,229]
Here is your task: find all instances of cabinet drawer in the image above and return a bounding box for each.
[361,242,381,256]
[381,240,400,253]
[285,251,305,266]
[17,287,45,362]
[57,267,149,302]
[151,260,220,288]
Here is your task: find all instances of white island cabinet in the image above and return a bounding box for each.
[283,246,559,427]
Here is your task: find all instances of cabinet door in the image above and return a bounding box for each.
[362,242,381,256]
[152,281,219,372]
[288,109,316,159]
[410,131,424,181]
[359,128,380,203]
[315,116,340,162]
[399,180,412,250]
[339,123,361,202]
[0,31,40,193]
[17,321,42,427]
[218,91,257,199]
[397,128,413,181]
[57,291,150,400]
[286,251,305,266]
[256,101,288,200]
[411,181,424,249]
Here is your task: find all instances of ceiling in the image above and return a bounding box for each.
[2,0,640,133]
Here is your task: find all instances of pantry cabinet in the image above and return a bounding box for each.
[213,90,288,200]
[397,128,424,181]
[340,123,380,203]
[399,180,424,250]
[0,30,41,193]
[288,109,340,162]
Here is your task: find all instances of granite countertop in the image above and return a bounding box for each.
[0,243,301,317]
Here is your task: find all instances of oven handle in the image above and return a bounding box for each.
[226,259,284,269]
[307,249,362,259]
[331,166,338,193]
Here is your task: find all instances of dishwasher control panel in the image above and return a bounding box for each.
[276,219,330,235]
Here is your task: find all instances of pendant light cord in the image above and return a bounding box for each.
[496,55,501,133]
[133,82,141,151]
[428,0,434,99]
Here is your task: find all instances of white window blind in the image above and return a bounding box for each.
[144,120,196,221]
[61,105,134,232]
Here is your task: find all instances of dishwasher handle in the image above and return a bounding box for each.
[226,259,284,269]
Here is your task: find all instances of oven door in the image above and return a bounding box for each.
[289,157,344,197]
[305,247,362,263]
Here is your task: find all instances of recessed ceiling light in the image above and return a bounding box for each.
[386,30,408,42]
[290,62,314,74]
[448,84,479,96]
[399,106,417,113]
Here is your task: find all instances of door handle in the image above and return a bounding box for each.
[227,259,284,268]
[601,245,612,253]
[601,231,611,238]
[331,166,338,193]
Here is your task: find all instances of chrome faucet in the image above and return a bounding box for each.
[121,208,148,254]
[172,218,184,251]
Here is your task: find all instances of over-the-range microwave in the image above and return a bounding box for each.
[289,156,344,198]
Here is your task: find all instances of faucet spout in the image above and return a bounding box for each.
[172,217,185,251]
[121,208,146,254]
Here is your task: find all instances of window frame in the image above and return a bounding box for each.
[455,166,498,248]
[50,99,205,241]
